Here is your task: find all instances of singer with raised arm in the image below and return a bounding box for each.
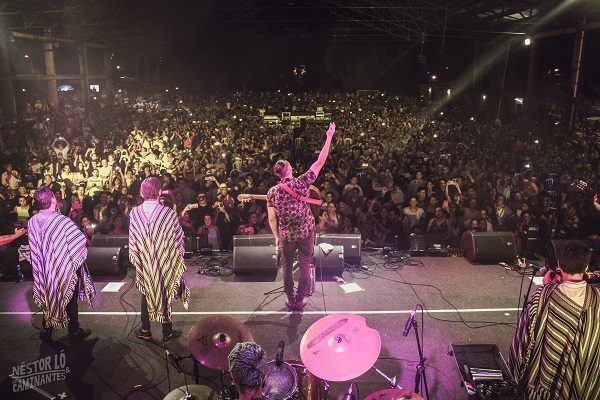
[129,177,189,343]
[267,122,336,311]
[28,187,95,342]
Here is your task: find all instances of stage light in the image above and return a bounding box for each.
[446,89,451,96]
[116,65,120,69]
[482,94,487,101]
[93,96,97,100]
[524,38,531,46]
[165,89,168,92]
[534,139,539,144]
[470,117,474,121]
[433,133,438,138]
[431,75,437,81]
[524,163,530,168]
[514,97,524,105]
[554,68,559,72]
[22,88,26,92]
[24,54,29,58]
[428,87,432,94]
[440,112,444,115]
[179,100,182,103]
[118,89,122,93]
[176,86,179,90]
[46,118,50,121]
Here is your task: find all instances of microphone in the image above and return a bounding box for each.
[275,340,284,366]
[403,304,418,337]
[342,382,355,400]
[164,347,182,373]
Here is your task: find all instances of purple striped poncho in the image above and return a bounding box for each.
[28,211,96,329]
[129,203,189,323]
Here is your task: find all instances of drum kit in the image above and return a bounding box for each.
[164,314,425,400]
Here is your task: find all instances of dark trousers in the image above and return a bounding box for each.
[42,290,79,335]
[279,235,314,300]
[140,295,173,336]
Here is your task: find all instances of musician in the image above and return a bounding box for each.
[267,122,336,310]
[509,241,600,400]
[129,177,189,342]
[228,342,268,400]
[28,187,95,342]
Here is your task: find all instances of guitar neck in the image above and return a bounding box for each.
[237,194,268,202]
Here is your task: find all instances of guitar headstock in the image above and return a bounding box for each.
[237,194,254,203]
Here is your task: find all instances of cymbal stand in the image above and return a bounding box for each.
[372,366,402,388]
[410,319,429,400]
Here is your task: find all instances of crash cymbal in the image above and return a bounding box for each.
[363,388,424,400]
[189,316,253,371]
[300,313,381,381]
[164,385,219,400]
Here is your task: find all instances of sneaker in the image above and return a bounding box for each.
[39,329,53,342]
[162,329,182,343]
[69,328,91,343]
[135,328,152,341]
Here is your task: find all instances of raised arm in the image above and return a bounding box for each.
[309,122,336,177]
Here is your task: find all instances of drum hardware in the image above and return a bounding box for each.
[163,384,220,400]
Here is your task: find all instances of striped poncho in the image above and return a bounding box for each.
[509,283,600,400]
[28,211,96,329]
[129,203,189,323]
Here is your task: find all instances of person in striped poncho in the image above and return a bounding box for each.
[28,187,95,342]
[509,241,600,400]
[130,177,189,343]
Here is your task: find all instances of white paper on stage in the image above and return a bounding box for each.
[340,282,364,293]
[101,282,127,292]
[531,276,544,286]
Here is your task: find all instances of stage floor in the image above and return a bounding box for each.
[0,251,532,400]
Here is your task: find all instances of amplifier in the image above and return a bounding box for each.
[313,245,345,277]
[233,234,276,247]
[90,234,129,248]
[463,232,517,264]
[86,246,128,276]
[233,246,278,274]
[315,233,361,266]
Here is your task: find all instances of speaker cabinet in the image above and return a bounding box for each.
[184,234,209,253]
[86,246,128,276]
[313,245,345,277]
[463,232,517,263]
[315,233,361,265]
[233,234,276,247]
[90,234,129,248]
[233,246,278,274]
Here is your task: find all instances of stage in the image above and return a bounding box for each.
[0,251,530,400]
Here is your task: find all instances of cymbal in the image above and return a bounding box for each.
[300,313,381,381]
[164,385,219,400]
[189,316,254,371]
[363,388,424,400]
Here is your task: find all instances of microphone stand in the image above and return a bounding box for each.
[410,318,429,400]
[519,261,542,318]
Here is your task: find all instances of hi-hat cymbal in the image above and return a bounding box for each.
[189,316,253,371]
[363,388,424,400]
[164,385,219,400]
[300,313,381,381]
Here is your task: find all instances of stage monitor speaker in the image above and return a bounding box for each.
[313,245,345,277]
[233,246,278,275]
[546,239,589,268]
[86,246,128,276]
[315,233,361,265]
[184,234,209,253]
[90,234,129,248]
[233,234,276,247]
[464,232,516,263]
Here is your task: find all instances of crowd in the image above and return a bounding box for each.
[0,89,598,262]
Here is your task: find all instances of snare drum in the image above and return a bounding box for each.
[263,360,324,400]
